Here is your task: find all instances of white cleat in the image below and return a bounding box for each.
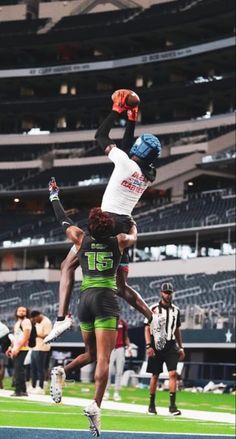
[44,316,72,344]
[113,391,121,401]
[30,386,45,395]
[103,391,109,401]
[50,366,66,403]
[84,400,101,437]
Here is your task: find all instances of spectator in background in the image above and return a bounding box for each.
[144,282,185,416]
[104,318,132,401]
[6,306,32,397]
[29,310,52,394]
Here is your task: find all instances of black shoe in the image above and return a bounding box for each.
[148,405,157,415]
[11,391,28,397]
[169,405,181,416]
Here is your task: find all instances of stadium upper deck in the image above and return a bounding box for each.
[0,0,234,133]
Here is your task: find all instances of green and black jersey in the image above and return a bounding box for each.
[77,233,122,292]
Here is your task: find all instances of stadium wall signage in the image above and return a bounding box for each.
[0,37,234,79]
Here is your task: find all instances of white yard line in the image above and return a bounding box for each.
[0,389,234,425]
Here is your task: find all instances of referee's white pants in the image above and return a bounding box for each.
[106,347,125,392]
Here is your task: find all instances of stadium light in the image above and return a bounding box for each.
[14,198,20,203]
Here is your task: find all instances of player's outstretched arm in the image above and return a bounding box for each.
[48,177,74,232]
[95,111,118,155]
[95,89,140,155]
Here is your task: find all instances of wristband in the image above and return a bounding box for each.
[49,194,59,202]
[179,347,184,351]
[146,343,151,349]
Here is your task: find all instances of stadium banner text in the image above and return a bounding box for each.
[0,37,234,79]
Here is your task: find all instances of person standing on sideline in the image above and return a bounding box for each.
[104,318,132,401]
[144,282,185,416]
[29,310,52,394]
[6,307,32,397]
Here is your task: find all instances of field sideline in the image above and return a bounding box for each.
[0,381,234,436]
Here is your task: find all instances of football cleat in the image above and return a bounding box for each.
[84,400,101,437]
[50,366,66,403]
[44,315,73,344]
[113,391,121,401]
[147,405,157,415]
[169,405,182,416]
[103,391,109,401]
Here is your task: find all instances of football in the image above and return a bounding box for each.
[125,91,140,107]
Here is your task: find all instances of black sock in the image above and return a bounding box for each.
[170,392,176,407]
[150,393,155,406]
[57,316,65,321]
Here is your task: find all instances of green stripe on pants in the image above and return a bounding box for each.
[95,317,118,330]
[80,321,94,332]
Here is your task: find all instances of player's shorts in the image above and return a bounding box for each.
[146,341,179,375]
[79,287,120,332]
[106,213,136,265]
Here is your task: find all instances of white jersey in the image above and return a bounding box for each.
[101,147,149,216]
[144,302,181,341]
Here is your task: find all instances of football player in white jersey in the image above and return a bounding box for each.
[45,89,161,344]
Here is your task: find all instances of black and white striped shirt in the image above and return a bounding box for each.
[145,301,181,341]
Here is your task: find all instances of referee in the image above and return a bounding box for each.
[144,282,185,416]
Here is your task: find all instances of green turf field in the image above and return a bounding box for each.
[0,379,234,435]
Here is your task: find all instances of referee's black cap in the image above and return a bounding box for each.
[161,282,174,293]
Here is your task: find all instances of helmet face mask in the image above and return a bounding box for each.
[129,133,161,164]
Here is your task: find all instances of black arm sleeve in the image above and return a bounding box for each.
[177,310,181,328]
[95,111,120,151]
[51,199,74,232]
[121,120,135,153]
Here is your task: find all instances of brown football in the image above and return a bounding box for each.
[125,91,140,107]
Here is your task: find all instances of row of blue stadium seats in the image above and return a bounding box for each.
[52,8,140,32]
[0,153,190,190]
[137,193,236,232]
[0,0,231,56]
[0,18,48,35]
[0,271,234,330]
[0,0,204,37]
[43,0,231,45]
[0,190,234,244]
[0,125,233,162]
